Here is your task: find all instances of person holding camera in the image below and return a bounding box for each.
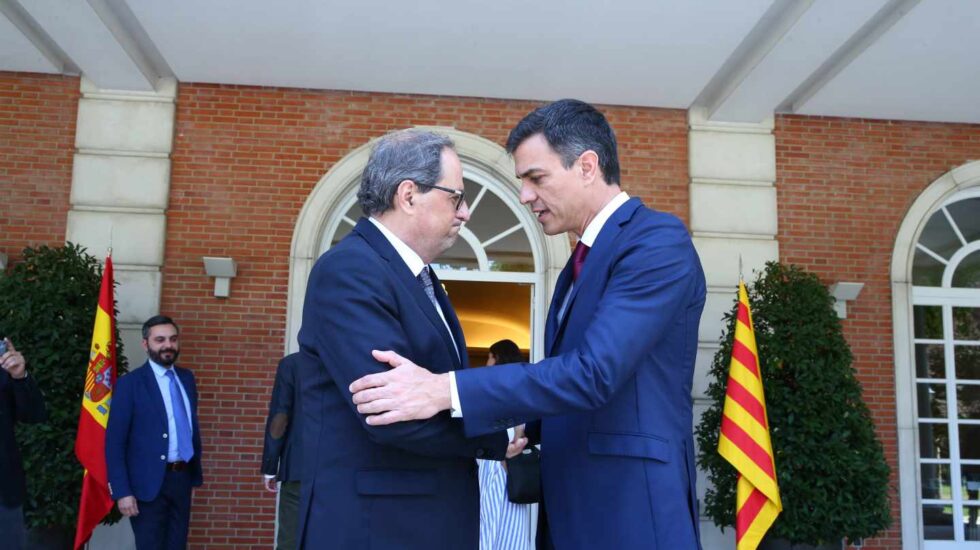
[0,337,47,550]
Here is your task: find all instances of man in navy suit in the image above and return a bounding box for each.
[260,352,308,550]
[296,129,524,550]
[106,315,203,550]
[351,100,707,549]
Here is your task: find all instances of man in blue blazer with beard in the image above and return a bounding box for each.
[106,315,203,550]
[296,130,523,550]
[352,100,707,550]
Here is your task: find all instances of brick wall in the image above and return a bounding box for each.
[0,72,78,259]
[8,69,980,548]
[164,83,688,547]
[776,114,980,549]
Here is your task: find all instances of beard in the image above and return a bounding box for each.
[147,347,180,367]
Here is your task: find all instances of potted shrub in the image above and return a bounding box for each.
[0,243,127,548]
[695,262,891,549]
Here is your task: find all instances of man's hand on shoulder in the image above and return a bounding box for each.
[349,350,451,425]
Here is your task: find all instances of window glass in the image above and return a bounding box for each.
[914,305,943,339]
[918,383,949,418]
[919,423,950,459]
[913,248,945,286]
[915,344,945,379]
[919,210,962,261]
[947,198,980,243]
[952,251,980,289]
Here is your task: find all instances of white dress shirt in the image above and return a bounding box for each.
[368,217,459,354]
[148,359,194,462]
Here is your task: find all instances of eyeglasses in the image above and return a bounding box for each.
[414,182,466,211]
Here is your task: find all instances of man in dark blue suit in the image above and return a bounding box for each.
[260,352,308,550]
[296,130,524,550]
[352,100,707,549]
[106,315,203,550]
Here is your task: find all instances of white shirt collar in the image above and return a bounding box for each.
[368,217,427,277]
[580,192,630,247]
[148,358,175,378]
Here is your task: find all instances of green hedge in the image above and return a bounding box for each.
[694,262,890,545]
[0,243,127,529]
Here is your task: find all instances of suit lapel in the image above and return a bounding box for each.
[353,219,463,368]
[546,262,573,355]
[430,269,465,370]
[138,362,168,431]
[549,199,643,354]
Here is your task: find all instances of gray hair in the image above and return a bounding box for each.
[357,129,455,216]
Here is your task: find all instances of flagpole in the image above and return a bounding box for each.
[73,252,117,549]
[717,279,782,550]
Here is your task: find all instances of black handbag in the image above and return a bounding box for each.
[505,445,541,504]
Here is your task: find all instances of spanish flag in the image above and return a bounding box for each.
[718,281,782,550]
[73,254,117,549]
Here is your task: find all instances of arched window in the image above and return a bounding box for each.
[909,188,980,545]
[320,176,535,274]
[287,128,570,362]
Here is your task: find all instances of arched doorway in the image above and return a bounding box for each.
[893,161,980,547]
[286,128,570,361]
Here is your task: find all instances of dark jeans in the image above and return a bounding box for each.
[130,469,193,550]
[0,503,25,550]
[277,481,301,550]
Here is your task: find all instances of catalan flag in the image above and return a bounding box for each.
[718,281,782,550]
[73,254,117,549]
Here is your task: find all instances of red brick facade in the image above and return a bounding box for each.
[165,84,688,547]
[776,115,980,549]
[5,70,980,549]
[0,72,78,259]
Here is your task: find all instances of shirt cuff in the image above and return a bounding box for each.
[449,371,463,418]
[263,474,276,480]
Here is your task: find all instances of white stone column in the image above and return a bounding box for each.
[688,107,779,549]
[66,76,176,368]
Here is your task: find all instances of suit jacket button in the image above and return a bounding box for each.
[160,455,166,460]
[163,433,168,438]
[476,449,485,458]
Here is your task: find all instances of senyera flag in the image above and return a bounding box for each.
[717,281,782,550]
[73,253,117,549]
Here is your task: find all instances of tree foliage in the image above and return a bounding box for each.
[694,262,891,544]
[0,243,128,529]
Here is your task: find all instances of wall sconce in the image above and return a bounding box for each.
[0,251,7,271]
[829,282,864,319]
[203,256,237,298]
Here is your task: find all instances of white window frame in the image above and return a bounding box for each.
[893,161,980,549]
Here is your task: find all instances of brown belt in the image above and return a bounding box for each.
[166,461,188,472]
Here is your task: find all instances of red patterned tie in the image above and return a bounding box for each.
[572,241,590,281]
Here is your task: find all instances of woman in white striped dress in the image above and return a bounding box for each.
[477,340,534,550]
